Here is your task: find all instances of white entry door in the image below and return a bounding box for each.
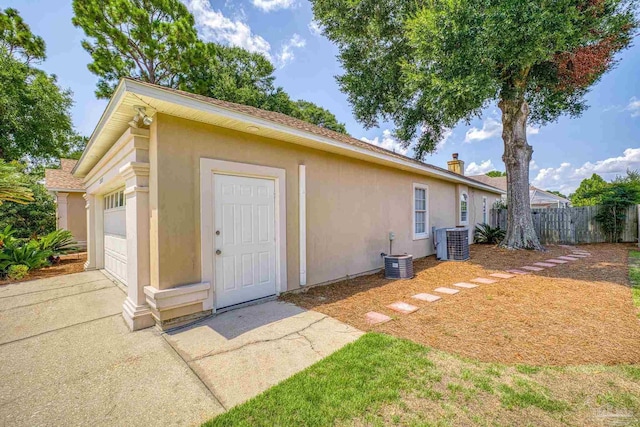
[214,174,276,308]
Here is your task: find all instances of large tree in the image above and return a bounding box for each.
[0,8,75,163]
[73,0,348,134]
[312,0,636,249]
[571,173,609,206]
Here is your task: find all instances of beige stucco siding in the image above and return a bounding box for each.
[151,114,500,291]
[66,193,87,243]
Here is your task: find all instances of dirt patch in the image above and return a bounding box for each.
[283,244,640,366]
[0,253,87,286]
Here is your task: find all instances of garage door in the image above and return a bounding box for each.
[104,189,127,285]
[214,174,276,308]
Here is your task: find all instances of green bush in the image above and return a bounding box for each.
[38,229,78,254]
[474,223,506,244]
[0,240,51,273]
[7,264,28,280]
[0,225,17,249]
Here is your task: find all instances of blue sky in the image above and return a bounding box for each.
[6,0,640,194]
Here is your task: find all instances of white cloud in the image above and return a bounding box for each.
[275,34,306,68]
[361,129,409,155]
[529,160,539,171]
[185,0,303,67]
[252,0,296,12]
[436,129,453,151]
[532,148,640,194]
[465,159,496,175]
[625,97,640,117]
[464,118,540,142]
[308,20,322,36]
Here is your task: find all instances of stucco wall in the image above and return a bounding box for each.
[63,192,87,244]
[151,113,501,291]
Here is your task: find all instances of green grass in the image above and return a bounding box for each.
[204,333,640,426]
[630,251,640,315]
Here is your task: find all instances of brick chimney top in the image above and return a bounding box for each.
[447,153,465,175]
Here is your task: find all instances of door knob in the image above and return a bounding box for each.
[215,230,220,235]
[216,249,222,255]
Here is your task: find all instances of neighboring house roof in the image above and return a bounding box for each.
[468,174,570,205]
[73,78,505,195]
[45,159,84,192]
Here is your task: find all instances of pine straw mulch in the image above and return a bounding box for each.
[0,253,87,286]
[283,244,640,366]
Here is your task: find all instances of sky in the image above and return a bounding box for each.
[5,0,640,195]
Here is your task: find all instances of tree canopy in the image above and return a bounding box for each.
[0,8,76,163]
[73,0,348,134]
[486,171,507,178]
[571,173,609,206]
[311,0,636,249]
[0,160,33,205]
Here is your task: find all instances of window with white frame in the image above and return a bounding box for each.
[413,183,429,239]
[104,189,126,211]
[482,196,487,224]
[460,192,468,224]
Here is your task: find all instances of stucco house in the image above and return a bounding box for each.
[44,159,87,248]
[72,78,504,331]
[469,175,571,208]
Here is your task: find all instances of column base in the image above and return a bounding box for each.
[122,297,155,331]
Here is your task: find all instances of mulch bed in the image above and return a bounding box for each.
[283,244,640,366]
[0,253,87,286]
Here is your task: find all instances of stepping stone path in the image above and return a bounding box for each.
[387,302,419,314]
[490,273,516,279]
[453,282,478,289]
[546,259,568,264]
[365,311,392,325]
[570,254,589,258]
[507,269,530,275]
[470,277,497,284]
[412,293,441,302]
[434,287,460,295]
[521,265,544,271]
[557,256,578,261]
[533,262,557,268]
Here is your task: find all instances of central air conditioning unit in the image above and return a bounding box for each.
[446,228,470,261]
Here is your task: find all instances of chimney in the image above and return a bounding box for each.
[447,153,465,175]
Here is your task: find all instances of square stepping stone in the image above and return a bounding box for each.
[546,259,568,264]
[533,262,556,268]
[490,273,516,279]
[507,269,530,275]
[470,277,497,285]
[558,256,578,261]
[521,266,544,271]
[434,287,460,295]
[387,302,419,314]
[412,293,441,302]
[365,311,392,325]
[453,282,478,289]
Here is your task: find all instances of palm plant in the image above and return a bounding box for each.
[38,229,79,254]
[0,160,33,205]
[0,240,51,272]
[474,224,506,245]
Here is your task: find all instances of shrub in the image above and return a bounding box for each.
[474,223,506,244]
[0,240,51,273]
[38,229,78,254]
[7,264,28,280]
[0,225,17,249]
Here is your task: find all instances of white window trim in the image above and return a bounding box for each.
[200,158,287,312]
[482,196,487,224]
[104,188,126,211]
[413,183,430,240]
[459,191,469,226]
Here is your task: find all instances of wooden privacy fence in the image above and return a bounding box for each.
[490,205,639,244]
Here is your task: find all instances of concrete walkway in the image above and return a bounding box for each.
[0,271,362,426]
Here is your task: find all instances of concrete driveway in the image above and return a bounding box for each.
[0,271,362,426]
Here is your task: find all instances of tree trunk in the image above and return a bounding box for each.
[499,97,544,250]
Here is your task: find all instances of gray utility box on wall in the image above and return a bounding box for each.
[446,228,470,261]
[384,254,414,279]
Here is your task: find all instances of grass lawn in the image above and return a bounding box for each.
[205,333,640,427]
[630,250,640,316]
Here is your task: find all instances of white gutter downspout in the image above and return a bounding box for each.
[299,165,307,286]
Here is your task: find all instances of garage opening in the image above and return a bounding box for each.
[103,189,127,285]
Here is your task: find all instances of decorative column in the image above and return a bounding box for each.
[120,161,154,331]
[83,194,103,270]
[57,192,69,230]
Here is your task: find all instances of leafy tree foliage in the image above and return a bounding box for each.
[311,0,636,249]
[571,173,609,206]
[547,190,569,199]
[0,8,75,163]
[594,180,640,242]
[0,163,55,239]
[486,171,507,178]
[0,160,33,205]
[73,0,347,133]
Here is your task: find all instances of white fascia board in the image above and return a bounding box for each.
[125,80,505,195]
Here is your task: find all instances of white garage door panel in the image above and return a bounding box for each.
[214,174,276,308]
[104,207,127,285]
